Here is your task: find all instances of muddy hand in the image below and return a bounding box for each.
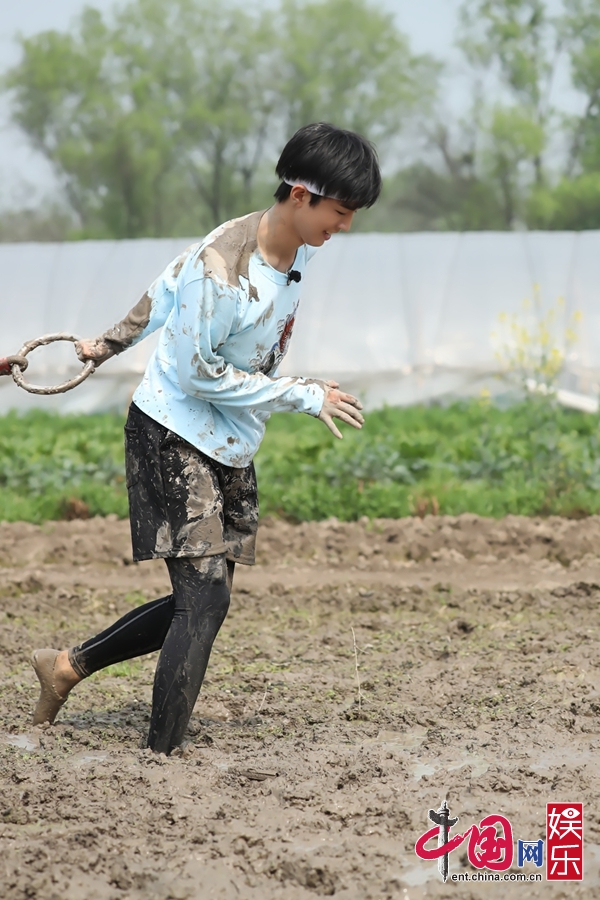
[318,386,364,439]
[75,337,115,367]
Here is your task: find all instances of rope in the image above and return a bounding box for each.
[0,333,96,395]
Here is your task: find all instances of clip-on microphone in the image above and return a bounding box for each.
[287,269,302,285]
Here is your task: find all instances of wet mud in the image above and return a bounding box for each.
[197,210,263,301]
[1,513,600,899]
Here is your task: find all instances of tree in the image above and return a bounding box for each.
[466,0,562,219]
[563,0,600,173]
[6,8,174,237]
[527,172,600,228]
[482,105,545,225]
[422,0,563,228]
[520,0,600,228]
[113,0,279,230]
[353,162,506,232]
[458,0,560,179]
[270,0,438,143]
[4,1,276,237]
[3,0,437,238]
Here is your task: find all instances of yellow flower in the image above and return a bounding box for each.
[492,290,580,389]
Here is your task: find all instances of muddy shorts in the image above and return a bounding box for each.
[124,402,258,564]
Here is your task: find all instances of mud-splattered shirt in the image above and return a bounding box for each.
[101,210,325,467]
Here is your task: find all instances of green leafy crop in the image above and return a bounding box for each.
[2,399,600,523]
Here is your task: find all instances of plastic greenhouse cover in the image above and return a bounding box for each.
[1,230,599,414]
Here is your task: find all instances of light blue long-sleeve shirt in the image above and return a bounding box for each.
[101,210,326,467]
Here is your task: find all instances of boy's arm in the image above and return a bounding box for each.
[76,253,364,435]
[75,250,191,364]
[76,286,173,364]
[175,276,327,415]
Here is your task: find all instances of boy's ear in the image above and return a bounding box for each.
[289,184,312,205]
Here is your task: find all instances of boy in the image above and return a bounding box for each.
[31,122,382,755]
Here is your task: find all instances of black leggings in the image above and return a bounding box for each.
[69,556,231,754]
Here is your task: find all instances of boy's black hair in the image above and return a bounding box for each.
[274,122,381,209]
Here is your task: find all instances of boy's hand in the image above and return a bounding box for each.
[75,337,115,367]
[317,380,364,439]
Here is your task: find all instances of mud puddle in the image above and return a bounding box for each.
[1,515,600,898]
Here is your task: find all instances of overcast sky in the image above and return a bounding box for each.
[0,0,570,207]
[0,0,461,65]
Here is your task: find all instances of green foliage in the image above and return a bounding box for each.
[527,172,600,229]
[563,0,600,173]
[363,0,600,234]
[0,410,128,522]
[483,104,546,225]
[458,0,552,107]
[3,402,600,525]
[439,0,557,228]
[5,0,600,236]
[2,0,433,238]
[5,0,600,235]
[272,0,437,140]
[354,163,506,233]
[356,0,567,233]
[4,1,269,237]
[256,400,600,520]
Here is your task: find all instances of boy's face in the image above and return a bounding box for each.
[290,189,357,246]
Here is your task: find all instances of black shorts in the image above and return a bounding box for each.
[124,403,258,564]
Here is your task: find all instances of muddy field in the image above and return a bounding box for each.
[1,513,600,899]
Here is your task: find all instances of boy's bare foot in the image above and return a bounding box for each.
[31,649,82,725]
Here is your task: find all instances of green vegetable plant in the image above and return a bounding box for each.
[2,397,600,524]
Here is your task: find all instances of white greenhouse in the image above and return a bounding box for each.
[1,230,599,414]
